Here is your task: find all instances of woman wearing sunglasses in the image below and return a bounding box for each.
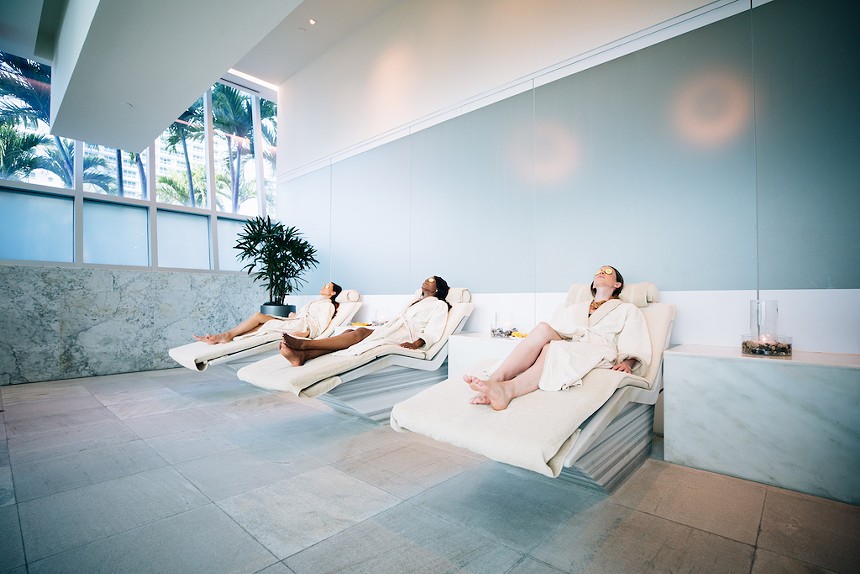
[279,276,450,366]
[464,265,651,410]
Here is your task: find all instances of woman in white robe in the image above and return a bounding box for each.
[465,266,651,410]
[194,282,341,344]
[279,276,450,366]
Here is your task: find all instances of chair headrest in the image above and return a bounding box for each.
[565,282,659,308]
[446,287,472,304]
[336,289,361,303]
[412,287,472,304]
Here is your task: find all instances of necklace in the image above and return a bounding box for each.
[589,299,608,314]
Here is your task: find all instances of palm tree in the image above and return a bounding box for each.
[129,152,147,198]
[0,52,74,180]
[156,165,206,207]
[0,120,46,180]
[37,139,112,193]
[164,98,203,207]
[212,84,255,213]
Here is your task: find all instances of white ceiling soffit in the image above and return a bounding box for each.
[234,0,403,87]
[49,0,302,153]
[0,0,403,152]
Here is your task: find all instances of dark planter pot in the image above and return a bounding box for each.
[260,303,295,318]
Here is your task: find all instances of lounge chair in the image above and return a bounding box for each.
[389,282,675,492]
[168,290,362,372]
[236,288,474,421]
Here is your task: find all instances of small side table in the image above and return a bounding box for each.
[448,332,522,380]
[663,344,860,504]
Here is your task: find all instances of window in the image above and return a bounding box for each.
[156,98,207,208]
[211,84,257,215]
[83,200,149,265]
[156,210,210,269]
[217,218,247,272]
[0,49,277,270]
[0,189,73,262]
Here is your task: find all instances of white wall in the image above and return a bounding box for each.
[277,0,733,177]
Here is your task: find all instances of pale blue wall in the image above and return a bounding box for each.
[285,0,859,295]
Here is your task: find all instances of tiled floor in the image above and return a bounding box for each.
[1,365,858,574]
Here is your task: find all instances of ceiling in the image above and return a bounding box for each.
[0,0,402,151]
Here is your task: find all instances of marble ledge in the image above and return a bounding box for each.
[665,344,860,369]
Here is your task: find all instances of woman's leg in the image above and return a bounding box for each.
[194,312,275,344]
[468,341,553,410]
[466,322,561,383]
[279,328,373,366]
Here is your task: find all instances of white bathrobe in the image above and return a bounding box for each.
[335,296,449,356]
[236,298,335,340]
[539,298,651,391]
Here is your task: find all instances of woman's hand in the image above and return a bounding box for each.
[612,358,637,373]
[400,339,425,350]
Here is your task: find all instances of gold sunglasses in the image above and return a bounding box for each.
[595,267,615,276]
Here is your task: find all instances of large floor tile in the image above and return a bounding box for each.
[334,440,484,499]
[611,459,767,545]
[0,466,13,507]
[283,500,524,574]
[409,462,606,554]
[4,406,118,439]
[506,557,568,574]
[18,466,209,561]
[104,394,202,420]
[143,422,274,464]
[26,505,278,574]
[207,392,311,422]
[286,421,413,467]
[0,384,91,405]
[12,439,167,501]
[0,439,9,467]
[758,487,860,573]
[91,385,185,406]
[1,395,104,422]
[174,442,323,501]
[0,504,25,572]
[6,419,139,465]
[218,466,400,559]
[530,499,755,574]
[121,406,230,438]
[752,548,838,574]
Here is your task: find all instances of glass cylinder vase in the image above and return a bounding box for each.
[750,299,778,342]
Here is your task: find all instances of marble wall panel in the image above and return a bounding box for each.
[0,266,264,385]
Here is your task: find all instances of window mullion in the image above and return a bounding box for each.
[251,95,266,218]
[74,140,84,264]
[203,89,219,270]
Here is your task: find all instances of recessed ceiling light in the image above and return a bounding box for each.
[308,18,317,25]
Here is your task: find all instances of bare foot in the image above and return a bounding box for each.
[467,378,512,411]
[469,393,491,405]
[279,341,306,366]
[193,333,232,344]
[282,333,308,350]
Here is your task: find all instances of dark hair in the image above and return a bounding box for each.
[590,266,625,298]
[433,276,451,308]
[330,282,343,311]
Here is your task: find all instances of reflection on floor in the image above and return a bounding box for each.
[1,365,858,573]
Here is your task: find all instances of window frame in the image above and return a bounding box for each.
[0,70,276,273]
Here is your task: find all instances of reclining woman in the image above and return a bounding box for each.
[194,282,343,344]
[280,276,451,366]
[465,265,651,410]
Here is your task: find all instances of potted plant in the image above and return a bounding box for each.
[235,216,320,317]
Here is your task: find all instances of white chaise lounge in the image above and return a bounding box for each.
[236,288,474,422]
[389,282,675,492]
[168,289,362,372]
